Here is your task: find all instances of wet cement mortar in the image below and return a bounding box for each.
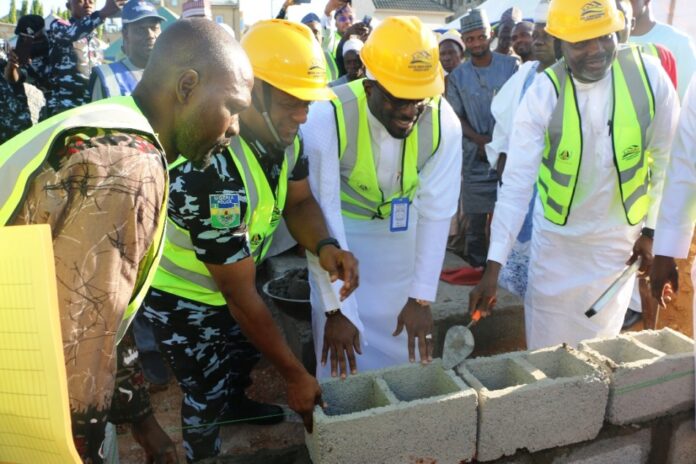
[118,237,696,463]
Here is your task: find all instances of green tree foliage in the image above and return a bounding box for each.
[19,0,29,17]
[9,0,17,24]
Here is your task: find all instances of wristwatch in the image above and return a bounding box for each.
[641,227,655,239]
[316,237,341,256]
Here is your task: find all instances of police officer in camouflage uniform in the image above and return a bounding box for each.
[142,19,359,462]
[40,0,125,119]
[0,54,32,144]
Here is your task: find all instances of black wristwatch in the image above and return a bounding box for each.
[316,237,341,256]
[641,227,655,239]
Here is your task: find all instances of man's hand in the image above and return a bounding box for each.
[325,0,348,15]
[469,261,500,317]
[322,312,361,378]
[343,23,370,41]
[283,0,295,8]
[100,0,126,19]
[286,371,324,433]
[131,413,179,464]
[319,245,359,300]
[628,234,653,274]
[393,298,433,364]
[650,255,679,306]
[4,50,20,83]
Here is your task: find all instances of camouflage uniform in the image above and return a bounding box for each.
[41,13,104,120]
[0,59,33,144]
[143,134,309,462]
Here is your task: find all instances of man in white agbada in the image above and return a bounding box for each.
[486,0,558,298]
[650,76,696,419]
[304,16,462,376]
[470,0,679,350]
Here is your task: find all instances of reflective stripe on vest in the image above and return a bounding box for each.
[537,45,655,226]
[325,50,339,82]
[641,43,659,59]
[331,79,441,220]
[0,96,168,344]
[151,136,300,306]
[94,61,140,98]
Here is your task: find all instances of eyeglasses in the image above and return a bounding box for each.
[337,15,354,23]
[371,81,432,111]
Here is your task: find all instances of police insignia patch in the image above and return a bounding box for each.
[209,194,241,229]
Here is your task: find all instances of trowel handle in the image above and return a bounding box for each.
[466,310,482,329]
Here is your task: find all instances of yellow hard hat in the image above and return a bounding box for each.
[240,19,334,101]
[360,16,444,100]
[546,0,625,43]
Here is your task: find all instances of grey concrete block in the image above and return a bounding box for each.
[579,329,695,425]
[548,428,651,464]
[306,361,477,464]
[667,415,696,464]
[458,346,609,461]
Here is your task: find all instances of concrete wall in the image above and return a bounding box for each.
[305,329,696,464]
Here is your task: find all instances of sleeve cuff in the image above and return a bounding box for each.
[654,226,694,259]
[487,241,511,267]
[409,282,438,302]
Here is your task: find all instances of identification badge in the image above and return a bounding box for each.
[209,193,241,229]
[390,197,409,232]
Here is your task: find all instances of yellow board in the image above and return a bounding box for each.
[0,225,80,464]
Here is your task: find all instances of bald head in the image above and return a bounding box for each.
[142,18,246,85]
[134,18,254,165]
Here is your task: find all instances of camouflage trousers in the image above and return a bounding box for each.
[143,290,260,462]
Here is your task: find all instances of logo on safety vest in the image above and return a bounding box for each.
[622,145,641,161]
[250,233,263,248]
[559,150,571,161]
[209,193,241,229]
[358,184,369,192]
[409,51,433,72]
[580,1,606,22]
[270,206,281,227]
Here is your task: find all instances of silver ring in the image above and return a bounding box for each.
[424,334,433,340]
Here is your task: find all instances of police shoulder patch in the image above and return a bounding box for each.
[209,193,241,229]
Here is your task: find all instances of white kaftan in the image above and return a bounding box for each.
[303,95,462,375]
[488,56,679,350]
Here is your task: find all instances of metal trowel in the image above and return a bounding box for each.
[442,310,482,369]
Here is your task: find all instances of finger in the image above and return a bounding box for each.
[353,332,362,355]
[330,345,338,378]
[347,345,357,374]
[338,345,348,379]
[468,290,481,314]
[392,317,404,337]
[626,251,638,266]
[302,411,314,433]
[321,338,329,366]
[407,332,416,363]
[418,331,429,365]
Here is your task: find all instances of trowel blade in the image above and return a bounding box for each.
[442,325,475,370]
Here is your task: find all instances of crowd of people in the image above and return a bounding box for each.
[1,0,696,462]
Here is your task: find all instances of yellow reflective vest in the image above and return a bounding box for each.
[152,136,300,306]
[330,79,441,220]
[0,96,168,343]
[538,45,655,226]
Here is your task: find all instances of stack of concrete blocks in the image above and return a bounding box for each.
[305,360,478,464]
[457,345,610,461]
[578,328,695,425]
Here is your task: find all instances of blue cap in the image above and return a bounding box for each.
[122,0,165,24]
[301,13,321,25]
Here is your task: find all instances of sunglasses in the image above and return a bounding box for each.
[337,15,354,23]
[371,81,432,111]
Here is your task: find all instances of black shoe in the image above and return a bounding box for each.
[622,308,642,330]
[224,396,285,426]
[139,351,171,386]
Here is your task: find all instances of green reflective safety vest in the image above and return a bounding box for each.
[325,49,339,83]
[331,79,442,220]
[538,45,655,226]
[0,96,168,344]
[152,136,300,306]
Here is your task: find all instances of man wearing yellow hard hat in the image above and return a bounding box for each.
[140,19,360,462]
[470,0,679,350]
[303,16,462,373]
